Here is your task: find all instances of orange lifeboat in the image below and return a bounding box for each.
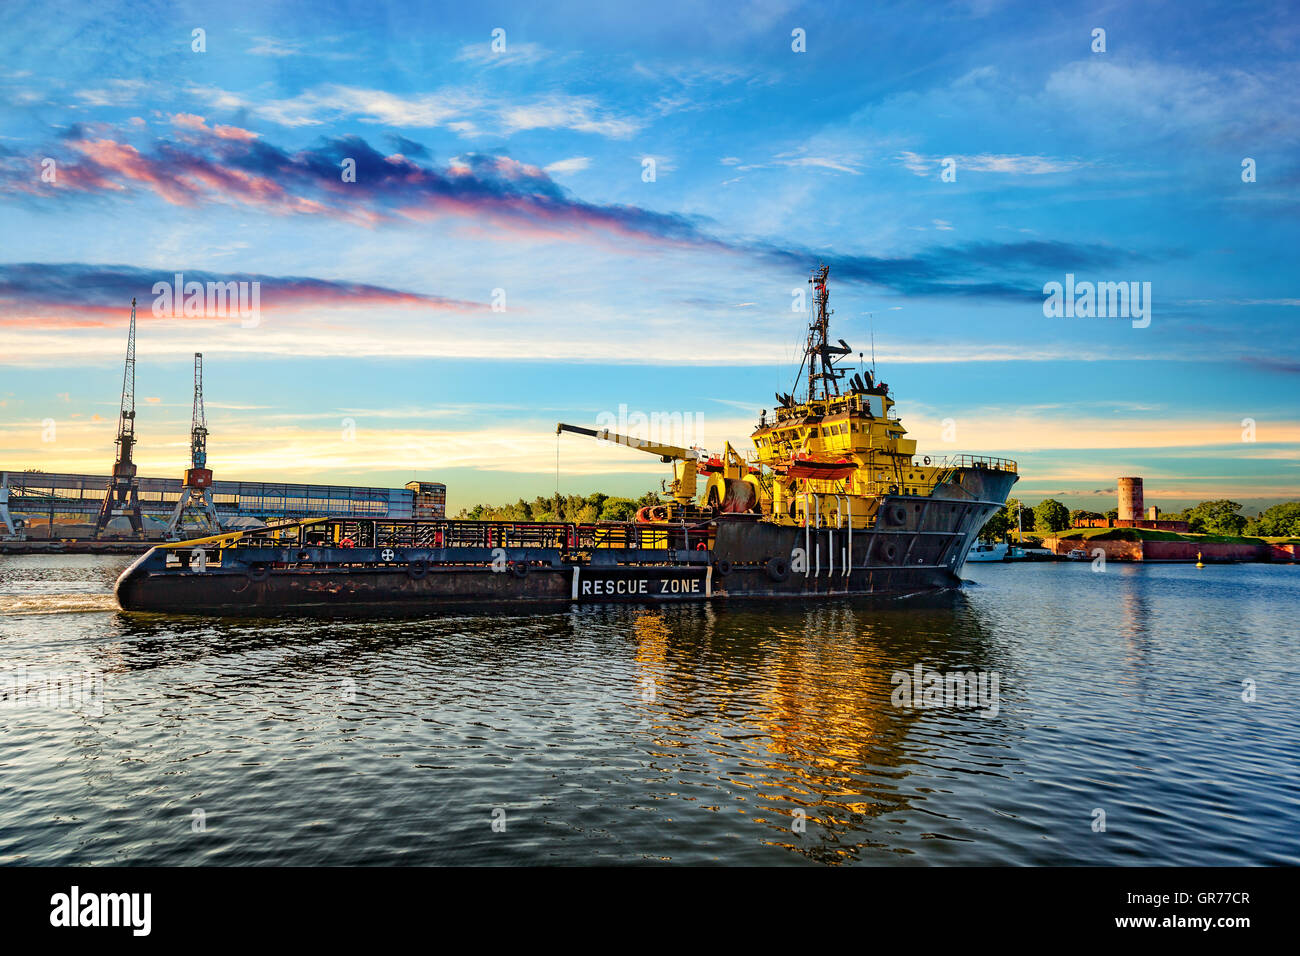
[787,453,856,481]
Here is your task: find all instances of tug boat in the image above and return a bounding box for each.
[116,265,1018,614]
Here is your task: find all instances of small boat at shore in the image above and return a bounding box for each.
[964,541,1008,562]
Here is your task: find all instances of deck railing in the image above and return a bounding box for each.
[938,454,1018,473]
[224,517,711,553]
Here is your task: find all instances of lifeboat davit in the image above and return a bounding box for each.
[786,454,856,481]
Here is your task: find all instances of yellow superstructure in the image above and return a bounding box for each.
[559,264,1016,531]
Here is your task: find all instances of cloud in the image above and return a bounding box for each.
[3,128,1153,302]
[897,150,1086,176]
[1043,59,1300,145]
[734,149,862,175]
[1243,356,1300,375]
[169,113,259,142]
[0,263,482,327]
[499,95,641,138]
[187,83,642,138]
[882,58,1300,167]
[544,156,590,175]
[454,40,547,67]
[201,84,477,129]
[751,238,1146,301]
[903,408,1300,454]
[385,133,429,159]
[248,36,302,57]
[73,79,148,108]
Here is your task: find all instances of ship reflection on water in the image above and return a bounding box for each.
[97,590,1008,865]
[622,595,1009,864]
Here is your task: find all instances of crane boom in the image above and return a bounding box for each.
[556,422,702,507]
[555,422,697,462]
[94,297,144,535]
[190,353,207,469]
[118,300,137,448]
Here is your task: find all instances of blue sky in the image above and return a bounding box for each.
[0,0,1296,514]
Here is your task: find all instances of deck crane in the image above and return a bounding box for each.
[166,352,222,538]
[95,298,145,537]
[555,422,760,521]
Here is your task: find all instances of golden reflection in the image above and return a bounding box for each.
[629,599,988,864]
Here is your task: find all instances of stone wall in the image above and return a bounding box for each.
[1043,537,1143,561]
[1043,536,1282,562]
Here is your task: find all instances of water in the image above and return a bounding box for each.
[0,554,1296,866]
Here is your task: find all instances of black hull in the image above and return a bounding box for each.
[115,562,966,614]
[116,469,1017,615]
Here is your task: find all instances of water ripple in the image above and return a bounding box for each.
[0,556,1297,864]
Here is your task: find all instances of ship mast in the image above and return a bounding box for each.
[801,264,850,402]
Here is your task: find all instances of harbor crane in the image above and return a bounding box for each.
[94,298,145,536]
[167,352,222,538]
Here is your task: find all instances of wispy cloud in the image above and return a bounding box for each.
[248,36,302,57]
[454,40,548,67]
[187,83,642,138]
[189,83,478,130]
[499,95,641,137]
[544,156,590,175]
[1043,59,1300,145]
[897,150,1087,176]
[73,79,148,108]
[733,148,862,175]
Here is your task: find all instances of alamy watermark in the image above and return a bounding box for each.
[49,886,150,936]
[1042,274,1151,328]
[152,273,261,328]
[1,666,105,716]
[890,665,1000,717]
[594,404,704,451]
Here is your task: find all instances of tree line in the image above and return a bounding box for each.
[455,491,660,524]
[979,498,1300,540]
[455,490,1299,539]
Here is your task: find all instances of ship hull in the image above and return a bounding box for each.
[116,468,1017,615]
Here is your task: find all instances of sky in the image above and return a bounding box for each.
[0,0,1296,515]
